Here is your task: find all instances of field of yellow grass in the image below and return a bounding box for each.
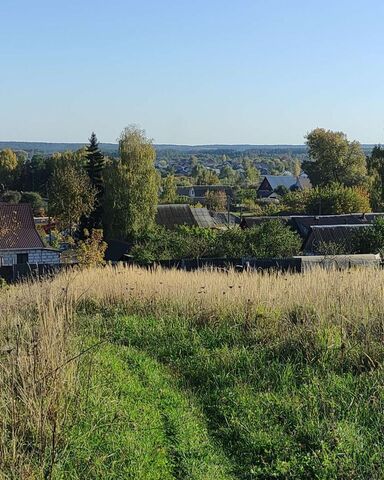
[1,265,383,478]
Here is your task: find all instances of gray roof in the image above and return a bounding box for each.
[156,204,216,229]
[210,211,240,226]
[292,213,384,237]
[243,216,292,228]
[176,185,234,198]
[302,224,369,254]
[262,176,298,190]
[259,175,312,191]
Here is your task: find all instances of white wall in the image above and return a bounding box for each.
[0,249,60,267]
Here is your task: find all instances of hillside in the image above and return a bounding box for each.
[0,141,376,157]
[1,266,383,478]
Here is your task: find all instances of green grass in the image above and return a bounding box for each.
[53,341,233,480]
[55,313,383,479]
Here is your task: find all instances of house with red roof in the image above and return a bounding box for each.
[0,203,60,267]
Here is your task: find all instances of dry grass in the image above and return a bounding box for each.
[0,264,384,477]
[4,264,384,321]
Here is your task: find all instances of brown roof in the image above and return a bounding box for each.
[0,203,45,249]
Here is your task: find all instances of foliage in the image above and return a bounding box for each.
[20,191,46,215]
[0,149,19,189]
[76,229,107,267]
[274,184,289,196]
[131,221,301,262]
[243,158,260,186]
[48,160,96,233]
[160,174,178,203]
[0,190,21,204]
[192,164,220,185]
[367,145,384,210]
[352,218,384,255]
[220,165,241,185]
[303,128,368,187]
[2,265,384,477]
[204,190,227,211]
[82,132,106,231]
[103,126,158,241]
[283,183,371,215]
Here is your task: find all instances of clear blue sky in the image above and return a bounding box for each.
[1,0,383,145]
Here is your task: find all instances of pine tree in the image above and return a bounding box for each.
[82,133,106,233]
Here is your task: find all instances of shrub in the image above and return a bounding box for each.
[282,183,371,215]
[352,218,384,255]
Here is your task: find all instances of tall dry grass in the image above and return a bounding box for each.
[1,264,384,476]
[0,279,77,478]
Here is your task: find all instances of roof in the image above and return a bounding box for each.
[242,216,292,228]
[260,176,298,190]
[292,213,384,237]
[156,204,217,229]
[258,175,312,192]
[0,203,45,250]
[302,224,370,254]
[210,211,240,226]
[176,185,234,198]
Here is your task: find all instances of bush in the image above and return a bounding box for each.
[20,191,46,215]
[131,221,302,262]
[283,183,371,215]
[352,218,384,255]
[1,190,21,203]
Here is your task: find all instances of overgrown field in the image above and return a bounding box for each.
[1,266,384,479]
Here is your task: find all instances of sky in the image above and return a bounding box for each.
[1,0,384,145]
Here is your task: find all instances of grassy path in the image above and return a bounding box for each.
[54,342,234,480]
[54,312,384,479]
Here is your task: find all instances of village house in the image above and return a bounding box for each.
[0,203,60,267]
[176,185,234,205]
[257,175,311,198]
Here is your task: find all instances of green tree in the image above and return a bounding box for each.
[20,192,46,215]
[283,183,371,215]
[367,145,384,210]
[1,190,21,203]
[220,165,241,185]
[293,159,301,176]
[160,175,178,203]
[103,126,158,240]
[352,218,384,255]
[243,159,260,186]
[76,229,107,267]
[49,161,96,233]
[83,133,106,229]
[244,221,301,258]
[0,149,19,189]
[303,128,368,187]
[205,190,227,211]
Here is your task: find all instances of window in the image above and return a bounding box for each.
[16,253,28,265]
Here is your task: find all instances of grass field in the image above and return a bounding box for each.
[1,266,384,479]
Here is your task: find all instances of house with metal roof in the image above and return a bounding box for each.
[0,203,60,267]
[176,185,234,205]
[156,204,217,229]
[291,213,384,238]
[257,175,311,198]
